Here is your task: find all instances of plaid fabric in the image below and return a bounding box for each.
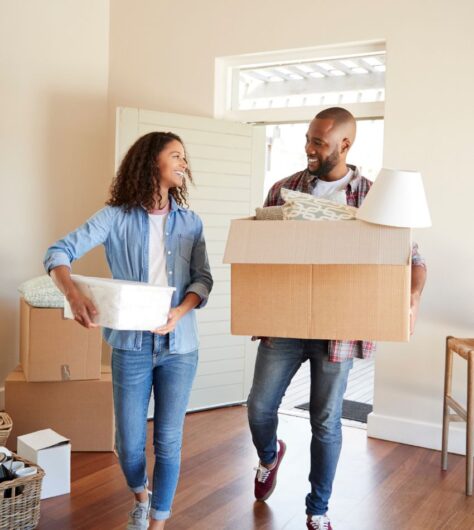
[264,165,426,362]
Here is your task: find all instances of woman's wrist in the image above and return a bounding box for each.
[65,285,80,302]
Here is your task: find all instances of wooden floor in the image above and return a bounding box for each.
[38,406,474,530]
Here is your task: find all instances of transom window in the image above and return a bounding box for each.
[238,53,385,111]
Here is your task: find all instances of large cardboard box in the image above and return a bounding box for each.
[5,366,114,452]
[17,429,71,499]
[20,297,102,382]
[223,219,411,341]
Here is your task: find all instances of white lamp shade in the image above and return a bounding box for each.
[356,168,432,228]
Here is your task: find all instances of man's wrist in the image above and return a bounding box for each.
[410,292,421,304]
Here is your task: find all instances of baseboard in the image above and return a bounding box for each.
[367,412,467,455]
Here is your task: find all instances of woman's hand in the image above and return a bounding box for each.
[67,291,99,329]
[50,266,98,329]
[152,292,201,335]
[152,307,184,335]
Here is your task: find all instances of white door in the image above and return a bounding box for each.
[115,107,265,412]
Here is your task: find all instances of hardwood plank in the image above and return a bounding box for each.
[36,406,474,530]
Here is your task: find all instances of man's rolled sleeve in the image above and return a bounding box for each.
[411,241,426,269]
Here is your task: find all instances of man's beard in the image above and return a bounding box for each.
[308,148,339,177]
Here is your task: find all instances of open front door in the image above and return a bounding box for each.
[116,107,265,411]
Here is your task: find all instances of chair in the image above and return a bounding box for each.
[441,336,474,495]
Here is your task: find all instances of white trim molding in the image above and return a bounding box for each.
[367,412,467,456]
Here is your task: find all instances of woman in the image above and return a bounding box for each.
[44,132,213,530]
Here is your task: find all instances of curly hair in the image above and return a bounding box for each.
[107,131,193,211]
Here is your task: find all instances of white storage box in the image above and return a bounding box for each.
[64,275,175,331]
[17,428,70,499]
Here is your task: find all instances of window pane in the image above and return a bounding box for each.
[264,119,383,198]
[237,53,385,111]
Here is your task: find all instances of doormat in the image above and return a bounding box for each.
[295,400,373,423]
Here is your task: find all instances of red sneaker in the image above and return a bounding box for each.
[307,515,333,530]
[254,439,286,501]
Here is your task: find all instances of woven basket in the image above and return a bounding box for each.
[0,413,12,446]
[0,454,45,530]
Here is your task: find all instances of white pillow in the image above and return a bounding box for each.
[18,275,64,308]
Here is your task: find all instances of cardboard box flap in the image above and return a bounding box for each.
[17,428,70,451]
[223,219,411,265]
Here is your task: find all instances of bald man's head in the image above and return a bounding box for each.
[314,107,356,143]
[305,107,356,180]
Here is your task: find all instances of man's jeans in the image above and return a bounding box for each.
[247,338,353,516]
[112,332,198,521]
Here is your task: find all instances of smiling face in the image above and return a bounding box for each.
[305,117,353,181]
[156,139,188,190]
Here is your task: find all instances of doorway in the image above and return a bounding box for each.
[265,119,383,424]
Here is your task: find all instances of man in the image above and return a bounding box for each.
[247,107,426,530]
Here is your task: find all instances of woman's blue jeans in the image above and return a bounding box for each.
[111,332,198,521]
[247,338,353,516]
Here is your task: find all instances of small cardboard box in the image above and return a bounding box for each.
[20,297,102,382]
[223,218,411,341]
[64,275,176,330]
[5,366,114,452]
[17,429,70,499]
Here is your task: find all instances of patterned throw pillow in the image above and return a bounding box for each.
[280,188,357,221]
[255,206,284,220]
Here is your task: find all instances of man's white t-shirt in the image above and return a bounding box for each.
[148,204,170,286]
[312,168,353,204]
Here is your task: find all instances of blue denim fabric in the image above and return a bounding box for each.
[112,332,198,521]
[43,197,213,354]
[247,337,353,516]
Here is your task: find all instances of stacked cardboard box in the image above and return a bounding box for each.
[19,298,102,382]
[5,298,114,452]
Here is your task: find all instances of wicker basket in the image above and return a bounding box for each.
[0,413,12,446]
[0,454,45,530]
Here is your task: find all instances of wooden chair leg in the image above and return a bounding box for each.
[442,337,454,470]
[467,351,474,496]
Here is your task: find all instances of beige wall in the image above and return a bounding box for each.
[108,0,474,449]
[0,0,111,394]
[2,0,473,448]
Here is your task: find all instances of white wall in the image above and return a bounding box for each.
[108,0,474,451]
[0,0,111,400]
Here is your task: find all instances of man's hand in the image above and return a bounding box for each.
[410,293,421,335]
[67,291,98,329]
[152,307,184,335]
[251,336,270,345]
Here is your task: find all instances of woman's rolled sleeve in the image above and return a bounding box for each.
[43,207,116,274]
[186,216,213,308]
[44,250,74,273]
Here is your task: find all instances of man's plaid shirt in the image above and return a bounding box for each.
[264,165,426,362]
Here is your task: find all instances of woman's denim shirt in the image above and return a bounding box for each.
[43,198,213,354]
